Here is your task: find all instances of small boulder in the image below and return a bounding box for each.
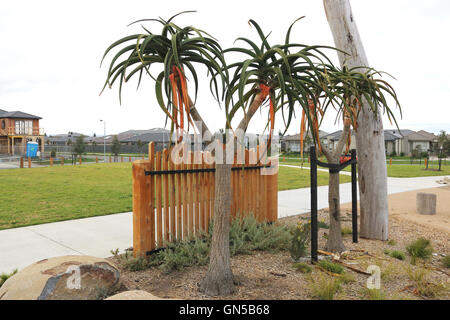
[105,290,163,300]
[0,255,120,300]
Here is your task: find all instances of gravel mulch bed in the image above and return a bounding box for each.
[107,209,449,300]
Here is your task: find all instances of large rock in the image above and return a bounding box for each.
[0,255,120,300]
[416,192,437,215]
[105,290,163,300]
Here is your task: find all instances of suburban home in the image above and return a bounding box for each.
[281,130,329,153]
[121,128,171,151]
[0,108,45,155]
[322,129,437,156]
[386,129,436,156]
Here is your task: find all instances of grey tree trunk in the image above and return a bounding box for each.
[323,0,389,240]
[321,123,351,252]
[199,155,235,296]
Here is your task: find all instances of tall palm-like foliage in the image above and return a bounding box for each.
[100,11,227,138]
[224,18,339,140]
[304,64,401,252]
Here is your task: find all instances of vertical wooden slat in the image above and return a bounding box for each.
[205,152,212,232]
[176,148,183,240]
[271,157,279,222]
[244,149,250,216]
[231,154,237,218]
[163,149,170,242]
[249,149,255,217]
[255,145,262,222]
[148,142,155,249]
[155,151,163,246]
[194,152,200,234]
[182,150,188,239]
[200,152,207,232]
[210,154,216,226]
[169,151,176,241]
[132,160,151,257]
[188,152,194,236]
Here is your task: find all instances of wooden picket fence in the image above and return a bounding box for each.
[132,142,278,257]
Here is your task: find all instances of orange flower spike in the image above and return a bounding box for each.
[169,73,179,129]
[300,109,306,157]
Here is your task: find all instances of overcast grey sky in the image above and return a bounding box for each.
[0,0,449,136]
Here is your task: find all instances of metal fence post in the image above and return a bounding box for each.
[310,146,318,263]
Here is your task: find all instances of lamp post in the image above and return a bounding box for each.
[439,146,443,171]
[100,120,106,163]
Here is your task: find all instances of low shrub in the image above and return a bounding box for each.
[0,269,18,288]
[309,273,341,300]
[406,266,447,298]
[341,227,352,236]
[442,255,450,268]
[406,238,433,264]
[115,214,292,274]
[387,239,396,246]
[384,249,405,261]
[318,220,329,229]
[292,262,312,273]
[318,260,344,274]
[289,220,311,261]
[365,288,386,300]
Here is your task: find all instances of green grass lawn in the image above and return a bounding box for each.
[277,166,351,191]
[281,160,449,178]
[0,163,349,230]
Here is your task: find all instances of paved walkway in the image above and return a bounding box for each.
[0,174,448,273]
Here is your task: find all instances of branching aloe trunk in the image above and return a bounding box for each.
[323,0,389,240]
[199,150,234,295]
[321,123,351,252]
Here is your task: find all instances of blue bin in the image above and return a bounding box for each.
[26,142,39,158]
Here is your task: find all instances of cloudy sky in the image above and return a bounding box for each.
[0,0,449,137]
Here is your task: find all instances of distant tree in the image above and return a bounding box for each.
[67,138,72,146]
[72,135,86,157]
[111,135,121,161]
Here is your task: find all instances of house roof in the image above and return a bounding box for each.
[324,129,403,142]
[0,109,42,120]
[283,130,328,141]
[121,128,171,143]
[407,131,435,142]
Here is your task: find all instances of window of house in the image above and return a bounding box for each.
[1,120,5,129]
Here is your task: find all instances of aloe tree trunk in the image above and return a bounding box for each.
[323,0,389,240]
[198,93,264,296]
[198,155,234,295]
[321,123,351,252]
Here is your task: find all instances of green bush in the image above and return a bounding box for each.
[406,238,433,264]
[341,227,352,236]
[229,215,292,256]
[289,220,311,261]
[0,269,18,288]
[385,249,405,260]
[117,214,292,274]
[309,273,341,300]
[318,220,329,229]
[292,262,312,273]
[390,250,406,261]
[387,239,396,246]
[365,288,386,300]
[442,255,450,268]
[318,260,344,274]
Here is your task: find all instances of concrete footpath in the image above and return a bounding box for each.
[0,175,448,273]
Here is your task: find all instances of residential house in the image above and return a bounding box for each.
[121,128,171,151]
[322,129,437,156]
[281,130,329,153]
[0,108,45,155]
